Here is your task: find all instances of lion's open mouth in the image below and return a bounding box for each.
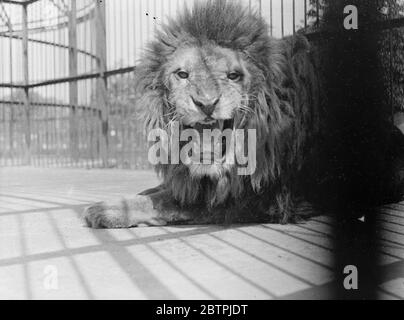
[183,119,235,164]
[186,119,234,130]
[190,119,234,132]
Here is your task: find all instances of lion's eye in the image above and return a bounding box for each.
[228,72,242,81]
[177,71,189,79]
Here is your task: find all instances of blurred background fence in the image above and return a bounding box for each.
[0,0,403,168]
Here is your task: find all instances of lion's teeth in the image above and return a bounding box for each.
[218,120,224,131]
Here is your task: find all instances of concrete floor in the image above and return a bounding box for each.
[0,167,403,299]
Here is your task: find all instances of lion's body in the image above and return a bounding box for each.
[146,34,321,223]
[84,0,324,228]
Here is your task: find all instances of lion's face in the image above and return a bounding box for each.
[164,44,253,178]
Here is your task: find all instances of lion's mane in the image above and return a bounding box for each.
[135,0,322,223]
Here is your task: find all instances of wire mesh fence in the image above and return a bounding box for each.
[0,0,317,168]
[0,0,403,168]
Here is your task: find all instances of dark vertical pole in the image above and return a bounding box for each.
[22,3,31,165]
[292,0,295,34]
[304,0,307,28]
[389,29,394,123]
[270,0,273,36]
[320,0,383,299]
[8,22,14,161]
[281,0,284,37]
[258,0,262,17]
[95,0,109,167]
[68,0,78,163]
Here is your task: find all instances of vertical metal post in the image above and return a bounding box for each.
[68,0,78,163]
[292,0,295,34]
[389,12,394,124]
[22,3,31,165]
[304,0,307,28]
[8,20,14,159]
[258,0,262,17]
[95,0,109,167]
[270,0,273,36]
[281,0,284,37]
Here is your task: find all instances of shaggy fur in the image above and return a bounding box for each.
[84,0,323,228]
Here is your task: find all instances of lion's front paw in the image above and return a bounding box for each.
[83,202,122,229]
[83,197,168,229]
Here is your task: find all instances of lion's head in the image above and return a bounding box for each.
[164,42,263,178]
[135,0,312,209]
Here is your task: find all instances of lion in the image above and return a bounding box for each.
[83,0,323,228]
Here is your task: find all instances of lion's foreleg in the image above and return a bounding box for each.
[83,189,192,229]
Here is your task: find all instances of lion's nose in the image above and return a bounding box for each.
[192,96,220,116]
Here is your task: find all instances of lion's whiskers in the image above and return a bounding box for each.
[165,113,185,130]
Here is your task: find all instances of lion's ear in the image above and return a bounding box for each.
[290,34,310,56]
